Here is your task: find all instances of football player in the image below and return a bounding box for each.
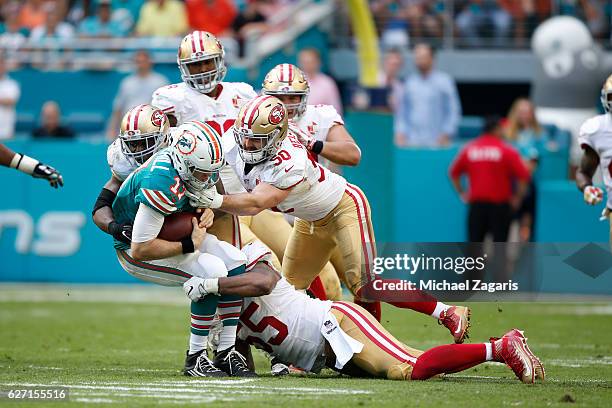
[0,144,63,188]
[261,63,363,301]
[201,95,471,344]
[576,74,612,251]
[109,119,255,377]
[196,241,545,384]
[151,31,286,267]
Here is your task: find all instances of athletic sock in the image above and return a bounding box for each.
[216,264,245,351]
[411,343,487,380]
[387,287,440,315]
[189,295,219,354]
[307,276,328,300]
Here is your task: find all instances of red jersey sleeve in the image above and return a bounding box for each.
[449,147,468,179]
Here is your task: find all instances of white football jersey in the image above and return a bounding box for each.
[107,139,137,182]
[294,104,344,142]
[238,276,332,371]
[578,114,612,208]
[152,81,257,194]
[224,127,347,221]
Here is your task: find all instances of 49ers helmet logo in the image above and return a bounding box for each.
[268,105,285,125]
[151,110,165,127]
[176,131,197,155]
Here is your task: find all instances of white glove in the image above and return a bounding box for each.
[293,126,315,150]
[584,185,604,205]
[600,207,610,221]
[186,187,224,209]
[183,277,219,302]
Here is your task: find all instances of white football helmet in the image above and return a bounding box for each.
[601,74,612,113]
[177,31,227,94]
[169,121,224,196]
[119,104,169,165]
[262,63,309,119]
[233,95,288,164]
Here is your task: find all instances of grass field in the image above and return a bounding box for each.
[0,285,611,407]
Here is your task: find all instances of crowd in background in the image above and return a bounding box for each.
[0,0,296,46]
[371,0,611,49]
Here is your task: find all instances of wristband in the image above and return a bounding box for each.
[311,140,324,155]
[181,237,195,254]
[10,153,38,175]
[108,221,119,235]
[204,278,220,295]
[211,193,223,209]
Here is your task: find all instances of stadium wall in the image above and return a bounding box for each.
[0,113,608,283]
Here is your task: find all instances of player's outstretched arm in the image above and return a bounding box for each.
[217,183,291,216]
[190,261,280,298]
[0,144,64,188]
[576,146,600,192]
[92,176,132,240]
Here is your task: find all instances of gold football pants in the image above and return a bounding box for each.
[207,213,241,248]
[241,210,342,299]
[283,184,376,298]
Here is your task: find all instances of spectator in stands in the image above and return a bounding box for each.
[29,7,75,41]
[106,50,168,139]
[455,0,512,47]
[379,49,405,110]
[186,0,236,36]
[232,0,269,57]
[0,2,29,52]
[17,0,48,30]
[0,54,20,140]
[503,98,547,242]
[298,47,343,115]
[109,0,145,33]
[32,101,75,138]
[78,0,127,38]
[449,116,530,242]
[394,43,460,147]
[135,0,187,37]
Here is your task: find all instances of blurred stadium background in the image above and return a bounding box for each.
[0,0,611,283]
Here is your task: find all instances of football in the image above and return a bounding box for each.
[157,211,197,241]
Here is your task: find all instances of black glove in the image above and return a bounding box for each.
[32,162,64,188]
[108,221,133,244]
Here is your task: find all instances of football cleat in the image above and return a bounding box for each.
[214,347,257,377]
[438,306,471,344]
[490,329,545,384]
[184,350,226,377]
[270,356,290,376]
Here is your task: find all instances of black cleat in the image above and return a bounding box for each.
[214,347,257,377]
[270,356,290,376]
[184,349,226,377]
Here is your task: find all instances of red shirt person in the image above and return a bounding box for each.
[449,116,530,242]
[185,0,237,36]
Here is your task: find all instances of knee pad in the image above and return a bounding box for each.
[195,253,228,279]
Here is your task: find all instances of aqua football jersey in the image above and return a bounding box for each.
[112,148,190,250]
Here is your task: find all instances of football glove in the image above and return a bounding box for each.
[183,277,219,302]
[108,221,133,244]
[186,187,223,209]
[583,185,604,205]
[600,208,611,221]
[32,162,64,188]
[294,127,315,151]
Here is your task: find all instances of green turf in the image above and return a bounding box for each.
[0,289,611,407]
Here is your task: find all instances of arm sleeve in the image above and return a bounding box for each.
[449,148,467,179]
[441,75,461,137]
[393,81,408,135]
[132,203,165,243]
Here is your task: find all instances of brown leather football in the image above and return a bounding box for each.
[158,212,196,241]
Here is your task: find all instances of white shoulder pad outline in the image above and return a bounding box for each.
[312,104,344,126]
[243,241,274,271]
[151,83,185,116]
[229,81,258,99]
[580,115,603,137]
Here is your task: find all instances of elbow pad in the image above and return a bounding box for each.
[92,188,117,216]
